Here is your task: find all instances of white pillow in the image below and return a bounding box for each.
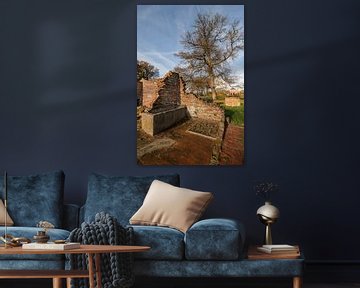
[130,180,213,233]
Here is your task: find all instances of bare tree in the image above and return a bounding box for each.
[137,60,159,81]
[176,13,243,101]
[174,66,208,96]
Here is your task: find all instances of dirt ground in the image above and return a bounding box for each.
[137,118,244,166]
[137,119,216,165]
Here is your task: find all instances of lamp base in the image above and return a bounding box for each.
[265,223,272,245]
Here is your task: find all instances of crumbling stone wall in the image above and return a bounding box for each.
[181,93,224,122]
[139,79,158,109]
[138,72,181,111]
[137,82,143,106]
[152,72,181,110]
[179,77,224,122]
[138,71,225,154]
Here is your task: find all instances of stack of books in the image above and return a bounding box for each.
[248,244,300,260]
[257,244,299,254]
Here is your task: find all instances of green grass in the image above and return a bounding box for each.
[222,105,244,126]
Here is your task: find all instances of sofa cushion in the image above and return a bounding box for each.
[84,173,180,225]
[0,199,14,226]
[130,180,213,233]
[0,227,70,261]
[184,218,245,260]
[0,171,65,227]
[130,225,184,260]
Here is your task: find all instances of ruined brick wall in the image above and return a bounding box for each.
[152,72,181,110]
[139,72,182,111]
[140,79,158,109]
[179,76,224,122]
[181,93,224,122]
[179,75,187,98]
[140,72,225,121]
[137,82,143,106]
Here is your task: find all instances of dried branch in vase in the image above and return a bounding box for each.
[253,181,279,201]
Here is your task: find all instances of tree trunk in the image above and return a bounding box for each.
[209,76,217,101]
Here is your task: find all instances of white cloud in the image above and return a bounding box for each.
[137,51,179,76]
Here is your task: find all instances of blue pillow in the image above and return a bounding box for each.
[0,170,65,227]
[84,173,180,225]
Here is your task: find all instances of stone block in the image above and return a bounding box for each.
[141,106,187,136]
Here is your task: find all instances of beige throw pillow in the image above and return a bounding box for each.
[130,180,213,233]
[0,199,14,226]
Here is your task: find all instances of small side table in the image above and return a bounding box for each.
[247,245,303,288]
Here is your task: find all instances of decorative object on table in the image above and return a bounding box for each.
[0,234,31,247]
[33,230,50,243]
[1,173,34,248]
[1,171,10,248]
[54,239,67,244]
[34,220,55,243]
[0,198,14,226]
[254,181,280,245]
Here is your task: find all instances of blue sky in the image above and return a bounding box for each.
[137,5,244,87]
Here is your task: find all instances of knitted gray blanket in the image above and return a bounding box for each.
[68,212,134,288]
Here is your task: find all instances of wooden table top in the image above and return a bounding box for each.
[0,245,150,255]
[247,245,301,260]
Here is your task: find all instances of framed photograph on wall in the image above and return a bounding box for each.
[137,5,244,165]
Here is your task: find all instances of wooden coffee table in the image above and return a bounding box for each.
[0,244,150,288]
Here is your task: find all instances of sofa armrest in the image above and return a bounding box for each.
[79,205,85,224]
[184,218,245,260]
[63,204,80,231]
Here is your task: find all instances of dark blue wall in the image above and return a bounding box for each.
[1,0,360,262]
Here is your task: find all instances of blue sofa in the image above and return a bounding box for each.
[0,170,79,270]
[81,173,304,283]
[0,171,303,287]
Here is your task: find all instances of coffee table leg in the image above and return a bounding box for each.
[66,277,72,288]
[95,253,102,288]
[52,278,62,288]
[293,276,302,288]
[88,253,95,288]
